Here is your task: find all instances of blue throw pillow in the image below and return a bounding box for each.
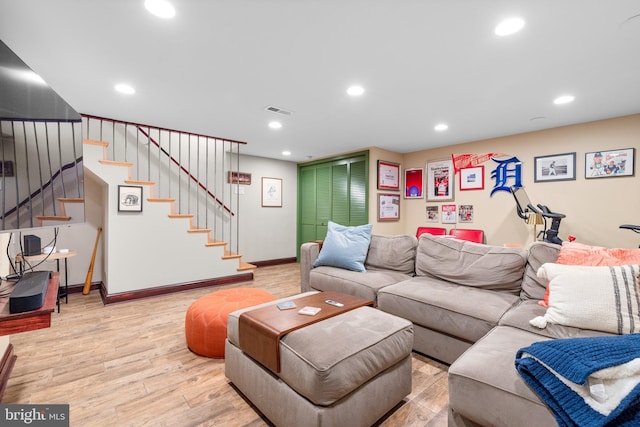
[313,221,373,272]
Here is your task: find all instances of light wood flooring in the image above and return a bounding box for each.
[3,263,449,426]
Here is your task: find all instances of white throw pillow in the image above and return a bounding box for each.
[530,263,640,334]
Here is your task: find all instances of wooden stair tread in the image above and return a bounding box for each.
[99,159,132,167]
[57,197,84,203]
[205,241,226,247]
[147,198,175,202]
[168,214,193,218]
[83,139,109,147]
[238,261,257,271]
[188,228,211,233]
[36,215,72,221]
[223,251,242,260]
[125,180,155,185]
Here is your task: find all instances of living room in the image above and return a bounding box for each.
[1,1,639,426]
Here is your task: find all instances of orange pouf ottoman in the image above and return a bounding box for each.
[185,288,276,358]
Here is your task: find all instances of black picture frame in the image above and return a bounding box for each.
[585,148,635,179]
[118,185,143,212]
[534,152,576,182]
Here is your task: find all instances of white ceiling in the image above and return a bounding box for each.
[1,1,639,163]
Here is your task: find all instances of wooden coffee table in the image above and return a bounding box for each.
[238,291,374,373]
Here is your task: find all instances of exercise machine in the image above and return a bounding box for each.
[620,224,640,248]
[510,186,566,245]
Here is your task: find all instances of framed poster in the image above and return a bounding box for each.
[459,204,474,223]
[262,177,282,207]
[426,205,439,222]
[377,160,400,190]
[404,168,424,199]
[378,193,400,221]
[118,185,143,212]
[441,204,457,224]
[534,152,576,182]
[459,166,485,190]
[427,159,454,201]
[585,148,635,178]
[227,171,252,185]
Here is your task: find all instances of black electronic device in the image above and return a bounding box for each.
[510,186,566,245]
[620,224,640,248]
[23,234,42,256]
[9,271,51,313]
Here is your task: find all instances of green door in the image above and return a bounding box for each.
[298,151,369,256]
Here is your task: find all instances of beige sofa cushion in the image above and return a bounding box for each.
[416,234,528,294]
[365,234,417,275]
[500,300,612,340]
[520,241,560,300]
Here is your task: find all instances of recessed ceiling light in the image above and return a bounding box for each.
[268,121,282,129]
[282,150,291,156]
[145,0,176,19]
[434,123,449,132]
[553,95,575,105]
[114,83,135,95]
[494,17,525,36]
[347,85,365,96]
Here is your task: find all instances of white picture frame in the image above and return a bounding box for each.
[426,159,454,201]
[261,177,282,207]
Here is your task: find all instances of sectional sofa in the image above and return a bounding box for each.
[300,233,617,426]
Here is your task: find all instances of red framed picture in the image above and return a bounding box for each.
[404,168,424,199]
[377,160,400,190]
[459,166,484,191]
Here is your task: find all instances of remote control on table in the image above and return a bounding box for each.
[325,299,344,307]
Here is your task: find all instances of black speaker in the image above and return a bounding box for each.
[9,271,51,313]
[23,234,41,256]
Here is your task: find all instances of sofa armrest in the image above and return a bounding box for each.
[300,242,321,292]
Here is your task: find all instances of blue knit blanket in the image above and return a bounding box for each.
[515,334,640,427]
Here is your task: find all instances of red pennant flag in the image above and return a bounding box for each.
[451,153,504,173]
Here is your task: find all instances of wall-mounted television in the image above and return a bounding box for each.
[0,40,84,233]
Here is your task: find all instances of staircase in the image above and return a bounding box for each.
[83,137,255,288]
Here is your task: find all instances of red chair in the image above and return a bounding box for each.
[416,227,447,239]
[449,228,485,244]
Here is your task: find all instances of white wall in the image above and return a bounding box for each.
[232,154,298,263]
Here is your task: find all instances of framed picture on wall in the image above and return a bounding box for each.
[118,185,143,212]
[441,204,457,224]
[459,204,474,223]
[404,168,424,198]
[426,205,439,222]
[585,148,635,178]
[262,177,283,207]
[459,166,484,190]
[534,152,576,182]
[377,160,400,190]
[426,159,454,201]
[378,193,400,221]
[378,160,400,190]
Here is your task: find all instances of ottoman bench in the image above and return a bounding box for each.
[225,292,414,427]
[185,288,276,358]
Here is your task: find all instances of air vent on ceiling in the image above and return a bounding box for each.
[265,105,292,116]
